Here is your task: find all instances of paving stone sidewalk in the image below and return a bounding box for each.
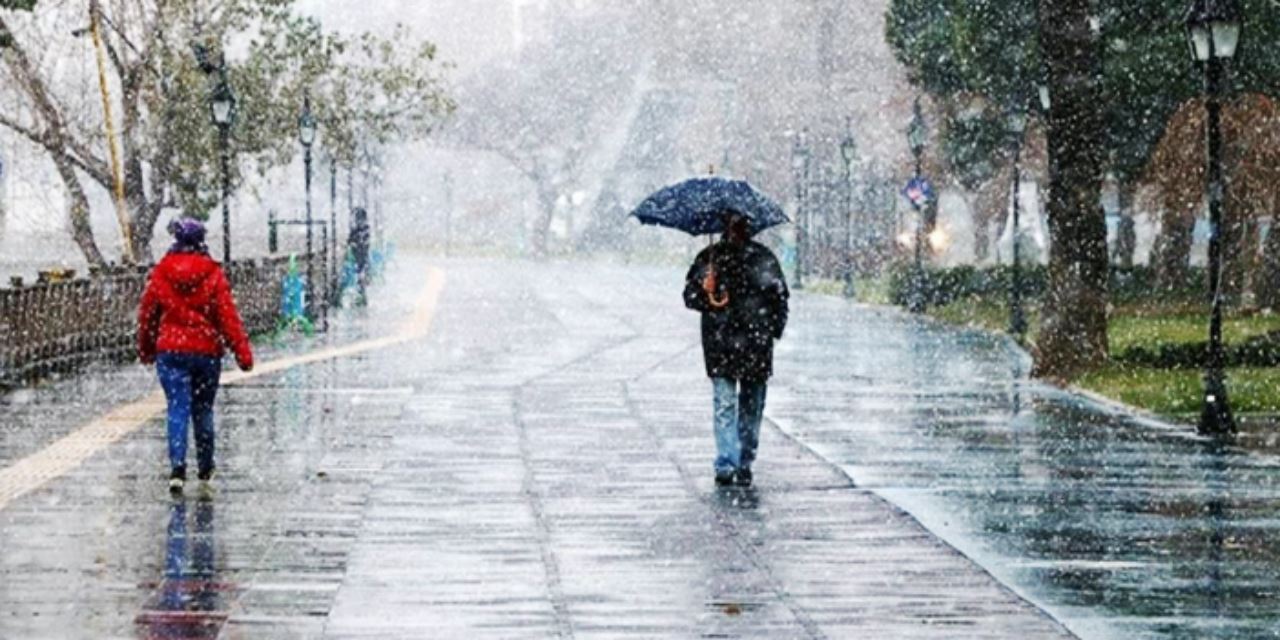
[0,258,1073,639]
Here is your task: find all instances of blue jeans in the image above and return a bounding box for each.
[156,353,221,474]
[712,378,767,475]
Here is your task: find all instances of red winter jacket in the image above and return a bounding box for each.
[137,251,254,370]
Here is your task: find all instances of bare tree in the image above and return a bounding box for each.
[0,11,106,265]
[0,1,450,267]
[448,7,639,258]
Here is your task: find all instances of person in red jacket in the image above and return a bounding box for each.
[138,218,253,492]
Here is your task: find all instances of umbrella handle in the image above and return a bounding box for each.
[703,236,728,309]
[703,263,730,310]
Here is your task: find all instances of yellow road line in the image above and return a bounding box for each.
[0,267,446,511]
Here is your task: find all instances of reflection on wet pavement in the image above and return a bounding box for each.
[771,295,1280,639]
[135,495,232,639]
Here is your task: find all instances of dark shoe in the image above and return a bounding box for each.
[733,468,753,487]
[169,467,187,493]
[715,471,736,487]
[197,467,216,483]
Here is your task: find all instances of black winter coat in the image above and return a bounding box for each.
[684,240,789,381]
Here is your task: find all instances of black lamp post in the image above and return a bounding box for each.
[329,154,337,304]
[840,123,858,299]
[1006,106,1029,340]
[906,97,928,313]
[1186,0,1241,437]
[299,95,318,319]
[209,70,236,263]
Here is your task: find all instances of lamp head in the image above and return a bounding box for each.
[1006,110,1027,135]
[1185,0,1242,61]
[298,98,317,148]
[840,134,858,165]
[210,79,236,127]
[908,99,927,155]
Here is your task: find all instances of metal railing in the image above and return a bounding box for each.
[0,255,301,388]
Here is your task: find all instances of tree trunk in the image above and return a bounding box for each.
[1,15,112,268]
[1153,204,1195,289]
[1258,219,1280,310]
[1113,184,1137,268]
[531,181,557,260]
[130,204,161,262]
[117,71,162,264]
[1221,182,1255,304]
[976,167,1012,262]
[131,122,179,265]
[973,199,990,263]
[51,154,106,269]
[0,166,6,247]
[1033,0,1109,379]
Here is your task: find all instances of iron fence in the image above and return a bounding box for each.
[0,255,299,388]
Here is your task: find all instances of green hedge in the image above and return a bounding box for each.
[888,263,1048,308]
[888,263,1206,309]
[1109,267,1205,305]
[890,263,1280,367]
[1115,332,1280,369]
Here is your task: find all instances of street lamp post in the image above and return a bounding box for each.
[906,97,928,313]
[443,171,454,256]
[1006,107,1029,340]
[209,68,236,263]
[329,155,337,305]
[1186,0,1241,437]
[840,123,858,299]
[298,95,318,320]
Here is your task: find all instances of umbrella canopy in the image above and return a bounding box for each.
[630,177,789,236]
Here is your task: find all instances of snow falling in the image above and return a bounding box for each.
[2,1,1279,638]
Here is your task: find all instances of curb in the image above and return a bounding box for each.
[803,289,1205,438]
[764,413,1082,639]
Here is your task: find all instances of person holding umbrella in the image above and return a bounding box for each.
[633,178,790,487]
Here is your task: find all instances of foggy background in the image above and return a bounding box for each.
[0,0,954,277]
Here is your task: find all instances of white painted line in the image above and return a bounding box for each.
[231,386,417,396]
[0,267,446,511]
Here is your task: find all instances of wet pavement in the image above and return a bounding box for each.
[772,297,1280,639]
[0,256,1274,638]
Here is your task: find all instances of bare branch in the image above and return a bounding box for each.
[0,111,49,147]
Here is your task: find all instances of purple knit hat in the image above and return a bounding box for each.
[168,217,207,252]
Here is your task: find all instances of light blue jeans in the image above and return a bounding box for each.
[712,378,768,475]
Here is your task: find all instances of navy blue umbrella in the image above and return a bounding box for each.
[630,177,789,236]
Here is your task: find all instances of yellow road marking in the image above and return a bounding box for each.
[0,267,446,511]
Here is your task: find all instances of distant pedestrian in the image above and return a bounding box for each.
[684,211,789,487]
[348,207,371,306]
[138,218,254,493]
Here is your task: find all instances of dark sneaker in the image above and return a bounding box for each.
[169,467,187,493]
[733,468,753,487]
[197,467,216,483]
[715,471,737,487]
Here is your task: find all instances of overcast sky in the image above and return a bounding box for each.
[295,0,520,75]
